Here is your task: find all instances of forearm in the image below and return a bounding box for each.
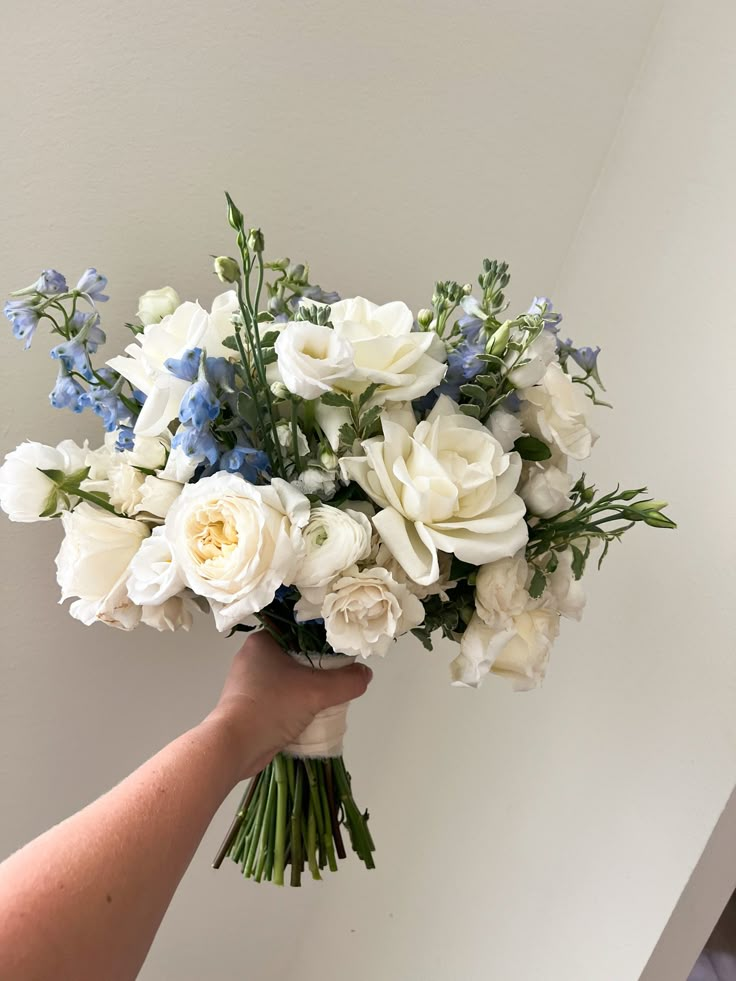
[0,716,246,981]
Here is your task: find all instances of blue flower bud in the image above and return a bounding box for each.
[49,366,85,412]
[75,268,109,302]
[179,378,220,429]
[165,347,203,382]
[78,388,131,431]
[570,345,600,374]
[115,427,136,452]
[205,356,236,392]
[35,270,68,295]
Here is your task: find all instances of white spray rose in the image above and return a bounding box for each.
[164,472,310,632]
[474,554,530,630]
[83,432,177,518]
[520,362,597,460]
[55,504,150,629]
[320,565,425,658]
[342,396,528,585]
[140,595,200,632]
[276,420,309,460]
[136,286,181,326]
[372,542,457,602]
[325,296,446,403]
[291,467,341,501]
[507,329,557,388]
[488,407,523,452]
[127,527,186,606]
[274,321,355,399]
[519,461,574,518]
[293,506,372,611]
[0,439,87,522]
[546,548,586,621]
[108,291,236,437]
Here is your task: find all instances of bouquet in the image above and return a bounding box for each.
[0,194,675,886]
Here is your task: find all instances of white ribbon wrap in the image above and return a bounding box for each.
[284,652,354,758]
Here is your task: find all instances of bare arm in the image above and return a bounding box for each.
[0,633,372,981]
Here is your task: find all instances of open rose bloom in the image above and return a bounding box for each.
[0,202,674,886]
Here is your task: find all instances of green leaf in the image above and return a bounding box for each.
[570,544,586,580]
[545,552,559,574]
[38,492,60,519]
[528,567,547,599]
[513,436,552,461]
[338,423,358,448]
[38,468,66,485]
[459,403,481,419]
[475,374,499,387]
[222,335,240,352]
[449,556,477,582]
[411,627,435,652]
[321,391,353,408]
[259,330,280,347]
[358,382,381,409]
[359,404,383,435]
[61,466,91,489]
[476,354,506,366]
[459,384,487,401]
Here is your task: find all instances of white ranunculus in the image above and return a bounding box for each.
[108,291,236,437]
[520,362,597,460]
[320,565,425,658]
[164,472,310,632]
[519,461,574,518]
[294,505,372,596]
[274,321,355,399]
[546,548,586,621]
[56,504,150,628]
[136,286,181,326]
[474,554,530,630]
[127,527,185,606]
[342,396,528,585]
[326,296,446,403]
[507,329,557,388]
[488,407,524,452]
[0,439,87,522]
[291,467,341,501]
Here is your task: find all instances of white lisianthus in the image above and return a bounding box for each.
[342,396,528,585]
[276,420,309,460]
[274,321,355,399]
[519,462,574,518]
[293,506,372,609]
[520,362,597,460]
[488,407,524,452]
[325,296,446,403]
[55,503,150,629]
[127,527,185,606]
[320,565,425,658]
[0,439,87,522]
[315,401,351,452]
[108,291,237,437]
[507,329,557,388]
[291,467,341,501]
[164,472,310,632]
[136,286,181,326]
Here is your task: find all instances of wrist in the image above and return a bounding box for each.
[199,707,259,788]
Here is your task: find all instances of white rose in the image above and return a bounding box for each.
[0,439,87,522]
[164,472,310,631]
[291,467,340,501]
[450,607,559,691]
[82,432,174,517]
[320,565,425,658]
[326,296,446,403]
[507,329,557,388]
[519,462,574,518]
[488,407,523,452]
[373,542,457,601]
[127,527,185,606]
[140,594,201,632]
[342,396,528,585]
[274,321,354,399]
[108,291,236,437]
[546,548,586,621]
[136,286,181,326]
[474,554,530,630]
[134,475,183,519]
[160,440,202,482]
[56,503,150,628]
[520,362,597,460]
[293,505,372,600]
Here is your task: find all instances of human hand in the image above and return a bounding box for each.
[205,632,373,783]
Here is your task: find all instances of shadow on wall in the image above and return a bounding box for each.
[689,891,736,981]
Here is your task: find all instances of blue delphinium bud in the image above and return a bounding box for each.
[68,310,106,351]
[172,423,219,466]
[205,356,236,392]
[570,345,601,374]
[164,347,203,383]
[4,300,40,348]
[35,270,68,295]
[115,427,136,452]
[49,365,85,412]
[78,388,131,431]
[50,336,92,377]
[179,377,220,429]
[527,296,562,332]
[75,268,109,301]
[219,445,270,483]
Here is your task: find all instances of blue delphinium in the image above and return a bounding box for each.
[205,356,237,392]
[172,423,219,466]
[179,377,220,430]
[4,299,40,348]
[75,268,109,302]
[34,269,68,295]
[570,345,601,374]
[49,365,85,412]
[78,387,133,432]
[220,444,270,483]
[528,296,562,332]
[115,427,136,452]
[164,347,203,383]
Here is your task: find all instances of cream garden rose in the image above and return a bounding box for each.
[163,472,310,632]
[136,286,181,326]
[274,320,355,399]
[342,396,528,585]
[0,439,87,522]
[520,362,597,460]
[319,565,425,658]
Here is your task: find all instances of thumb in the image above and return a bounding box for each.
[311,663,373,711]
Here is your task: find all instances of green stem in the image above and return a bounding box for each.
[255,768,277,883]
[273,755,288,886]
[291,764,304,887]
[72,487,119,515]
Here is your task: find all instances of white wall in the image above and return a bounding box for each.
[1,1,734,979]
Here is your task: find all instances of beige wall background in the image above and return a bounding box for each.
[1,1,734,979]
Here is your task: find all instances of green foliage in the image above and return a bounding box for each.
[513,436,552,461]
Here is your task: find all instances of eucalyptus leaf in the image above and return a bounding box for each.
[459,384,487,401]
[459,403,481,419]
[222,335,240,352]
